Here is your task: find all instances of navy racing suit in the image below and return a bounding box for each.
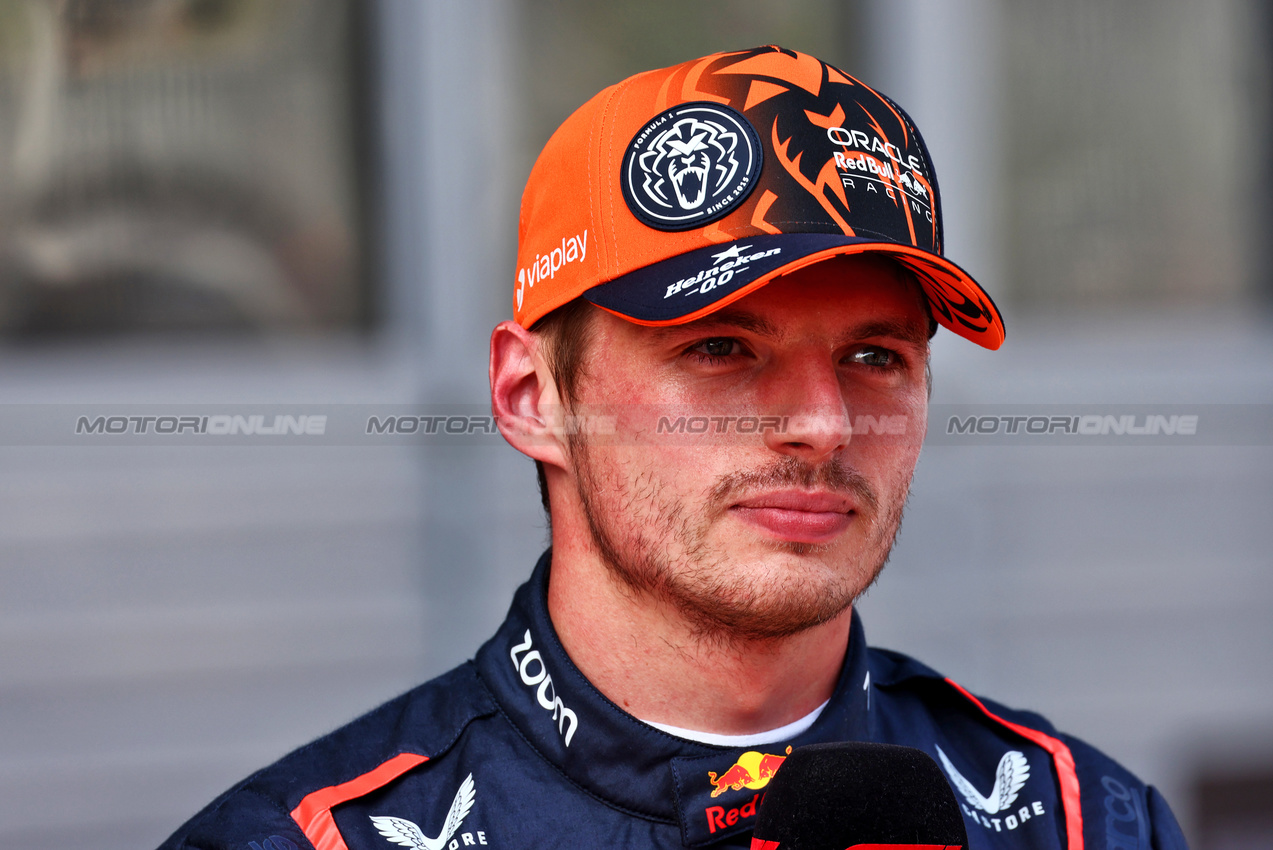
[159,552,1188,849]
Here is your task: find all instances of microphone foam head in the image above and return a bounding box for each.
[750,741,968,849]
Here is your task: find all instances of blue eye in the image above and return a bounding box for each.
[694,338,740,358]
[849,348,896,368]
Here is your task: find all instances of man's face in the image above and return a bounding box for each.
[561,255,931,642]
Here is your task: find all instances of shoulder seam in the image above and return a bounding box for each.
[945,678,1085,850]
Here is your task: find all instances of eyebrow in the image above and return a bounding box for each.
[848,319,931,349]
[649,308,781,340]
[653,310,929,349]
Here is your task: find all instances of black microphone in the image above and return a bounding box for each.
[750,742,968,849]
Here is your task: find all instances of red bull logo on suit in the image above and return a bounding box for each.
[707,746,792,797]
[703,746,793,835]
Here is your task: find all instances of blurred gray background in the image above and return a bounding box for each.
[0,1,1270,847]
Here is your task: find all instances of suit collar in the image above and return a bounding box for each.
[474,551,875,846]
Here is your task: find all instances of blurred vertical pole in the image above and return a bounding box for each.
[12,0,63,201]
[861,0,1007,305]
[375,0,517,364]
[418,0,518,379]
[377,0,535,671]
[375,0,430,352]
[1261,0,1273,304]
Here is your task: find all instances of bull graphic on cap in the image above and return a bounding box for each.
[703,47,940,252]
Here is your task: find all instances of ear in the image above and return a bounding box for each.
[489,320,569,469]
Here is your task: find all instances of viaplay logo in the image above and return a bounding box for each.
[516,229,589,311]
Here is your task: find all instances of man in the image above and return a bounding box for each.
[160,47,1187,849]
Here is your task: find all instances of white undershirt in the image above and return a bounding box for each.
[640,699,830,747]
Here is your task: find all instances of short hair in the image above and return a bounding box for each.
[529,297,598,516]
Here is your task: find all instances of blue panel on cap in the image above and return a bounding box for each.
[584,233,879,322]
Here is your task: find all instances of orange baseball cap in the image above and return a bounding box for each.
[514,46,1004,350]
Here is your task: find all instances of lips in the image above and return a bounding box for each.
[729,490,856,544]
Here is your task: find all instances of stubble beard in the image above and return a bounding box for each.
[568,434,911,644]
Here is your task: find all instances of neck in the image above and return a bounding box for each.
[545,532,853,737]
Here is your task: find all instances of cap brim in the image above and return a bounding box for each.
[583,233,1005,350]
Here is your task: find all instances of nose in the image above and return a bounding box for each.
[761,357,851,465]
